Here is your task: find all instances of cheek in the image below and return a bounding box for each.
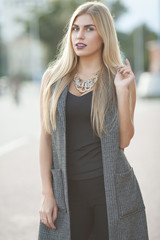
[71,34,74,46]
[89,34,103,49]
[71,32,76,45]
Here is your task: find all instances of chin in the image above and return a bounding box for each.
[75,51,92,57]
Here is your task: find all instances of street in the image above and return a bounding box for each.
[0,82,160,239]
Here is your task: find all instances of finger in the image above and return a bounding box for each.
[117,67,130,73]
[122,70,131,75]
[48,212,56,229]
[42,215,50,228]
[117,60,131,69]
[42,218,50,228]
[116,65,125,69]
[39,210,46,225]
[52,206,58,223]
[125,58,131,67]
[117,66,130,72]
[117,66,130,71]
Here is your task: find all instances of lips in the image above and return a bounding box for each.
[75,42,87,47]
[75,42,87,49]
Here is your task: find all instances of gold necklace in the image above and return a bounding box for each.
[73,70,100,93]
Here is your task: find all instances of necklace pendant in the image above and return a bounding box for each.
[73,70,100,93]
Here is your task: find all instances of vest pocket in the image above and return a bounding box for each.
[50,168,67,212]
[115,167,145,219]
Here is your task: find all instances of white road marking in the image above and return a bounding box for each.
[0,136,31,157]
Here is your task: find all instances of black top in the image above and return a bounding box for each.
[66,90,103,180]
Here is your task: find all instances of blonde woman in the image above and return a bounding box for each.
[38,1,149,240]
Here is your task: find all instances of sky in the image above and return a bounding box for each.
[115,0,159,34]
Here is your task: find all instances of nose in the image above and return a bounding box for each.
[77,29,85,39]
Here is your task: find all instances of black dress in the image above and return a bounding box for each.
[66,90,103,180]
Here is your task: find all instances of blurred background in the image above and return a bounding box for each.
[0,0,159,239]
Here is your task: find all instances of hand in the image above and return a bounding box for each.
[114,59,135,90]
[39,193,58,229]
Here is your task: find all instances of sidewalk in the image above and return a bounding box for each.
[125,97,160,240]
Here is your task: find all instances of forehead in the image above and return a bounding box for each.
[73,14,94,26]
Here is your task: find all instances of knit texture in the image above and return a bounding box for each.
[38,72,149,240]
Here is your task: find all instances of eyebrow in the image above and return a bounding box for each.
[72,24,96,27]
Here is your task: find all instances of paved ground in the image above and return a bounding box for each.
[0,83,41,240]
[0,82,160,239]
[125,97,160,240]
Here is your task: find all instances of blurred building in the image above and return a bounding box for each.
[137,40,160,98]
[147,40,160,73]
[0,0,52,79]
[0,0,52,43]
[7,35,47,81]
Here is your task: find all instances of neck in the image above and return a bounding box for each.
[76,53,103,78]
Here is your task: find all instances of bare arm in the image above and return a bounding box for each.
[39,72,58,229]
[39,129,53,196]
[115,59,136,149]
[116,83,136,148]
[39,73,54,197]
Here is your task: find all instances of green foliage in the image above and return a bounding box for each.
[18,0,158,72]
[103,0,128,21]
[37,0,128,62]
[118,24,158,72]
[38,0,78,61]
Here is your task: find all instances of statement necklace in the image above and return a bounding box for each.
[73,70,100,93]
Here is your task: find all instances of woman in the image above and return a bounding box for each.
[38,1,149,240]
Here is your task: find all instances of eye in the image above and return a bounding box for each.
[86,27,94,31]
[72,26,79,31]
[72,26,95,32]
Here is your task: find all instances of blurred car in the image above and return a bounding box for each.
[137,72,160,98]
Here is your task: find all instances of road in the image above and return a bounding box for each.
[0,82,160,239]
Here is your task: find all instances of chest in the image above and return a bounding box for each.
[66,90,92,121]
[68,80,94,97]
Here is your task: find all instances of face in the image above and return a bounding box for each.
[71,14,103,58]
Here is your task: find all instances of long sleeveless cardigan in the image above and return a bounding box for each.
[38,72,149,240]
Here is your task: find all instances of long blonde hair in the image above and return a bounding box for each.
[42,1,123,138]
